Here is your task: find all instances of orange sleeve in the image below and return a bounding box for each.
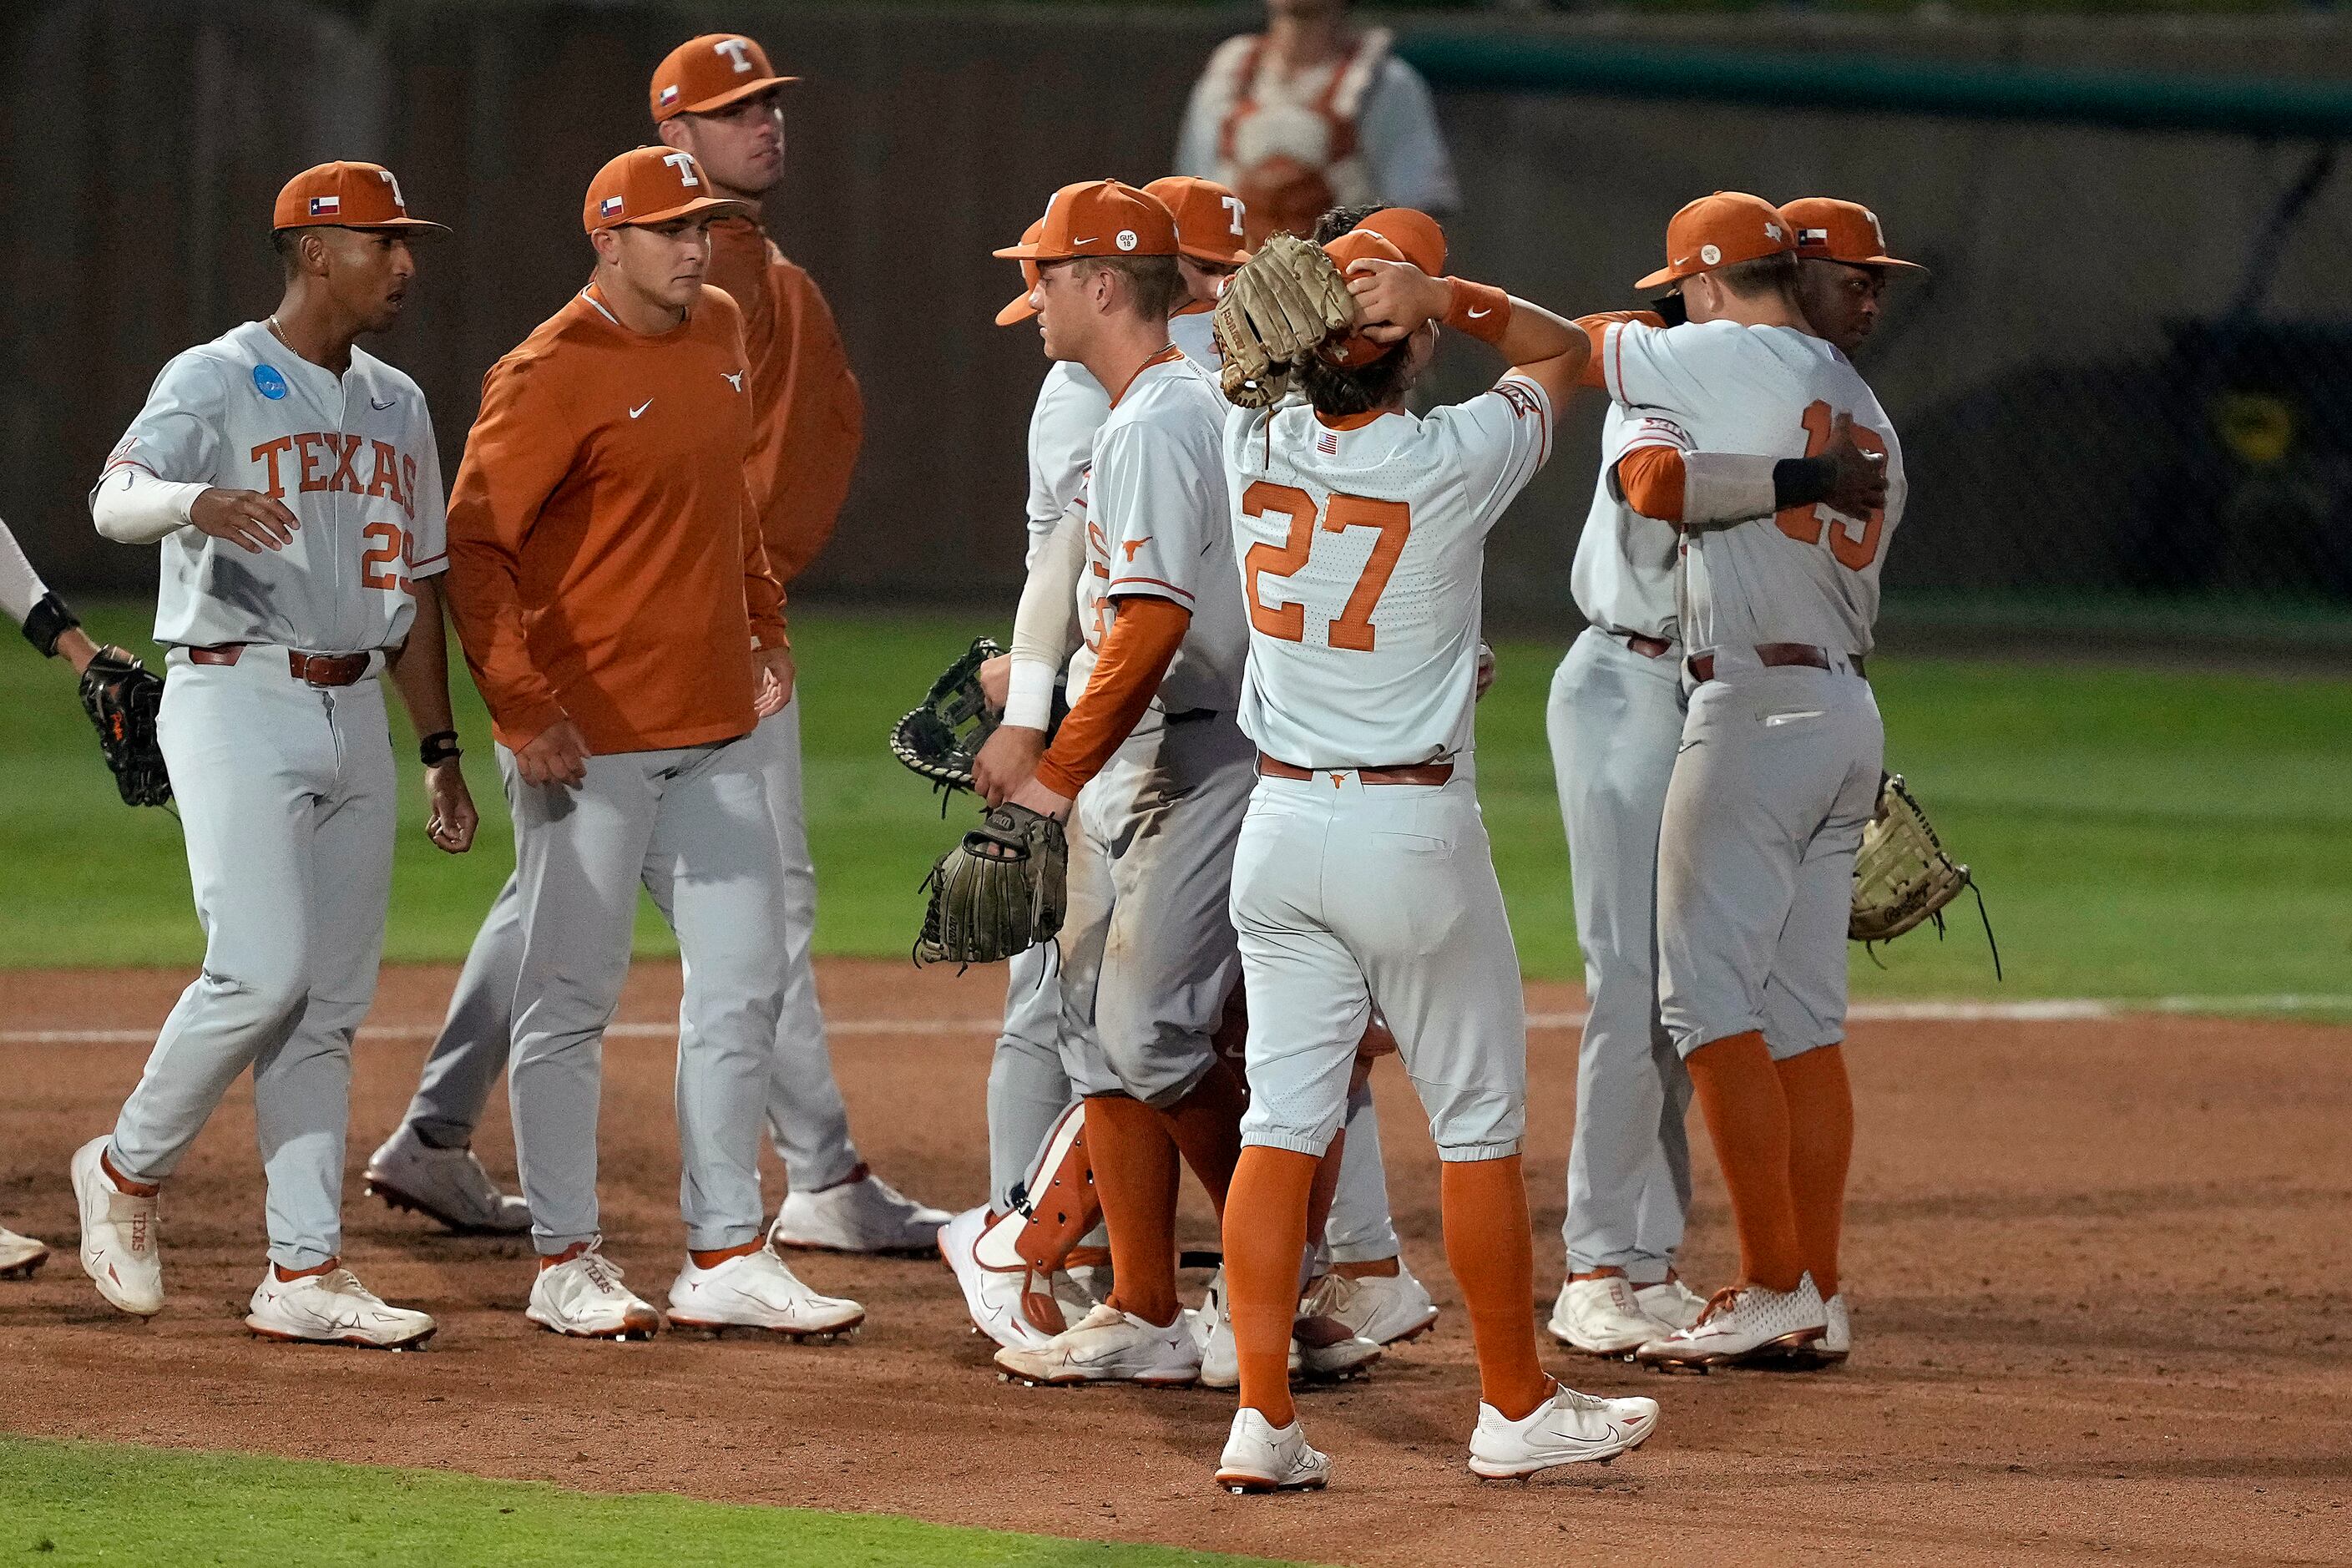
[1033,596,1191,800]
[741,471,788,651]
[756,264,864,585]
[1574,311,1667,390]
[1614,446,1687,524]
[443,353,578,747]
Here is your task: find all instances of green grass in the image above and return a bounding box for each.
[5,604,2349,1016]
[0,1436,1311,1567]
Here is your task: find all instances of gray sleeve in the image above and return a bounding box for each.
[1359,61,1459,215]
[99,350,229,490]
[0,518,52,625]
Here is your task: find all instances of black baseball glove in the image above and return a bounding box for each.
[890,636,1005,797]
[79,646,172,808]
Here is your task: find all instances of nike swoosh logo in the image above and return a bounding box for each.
[629,401,652,419]
[1764,710,1824,726]
[369,396,396,411]
[1466,306,1492,319]
[1070,236,1099,245]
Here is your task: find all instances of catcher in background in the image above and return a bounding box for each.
[1176,0,1458,246]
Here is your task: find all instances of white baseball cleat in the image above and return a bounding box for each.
[1634,1276,1709,1333]
[0,1226,49,1280]
[1302,1262,1439,1346]
[667,1246,864,1340]
[1292,1311,1382,1383]
[245,1265,437,1350]
[363,1125,531,1234]
[995,1301,1202,1388]
[1467,1380,1661,1479]
[70,1136,163,1318]
[938,1205,1070,1353]
[1773,1291,1851,1367]
[1216,1408,1333,1495]
[526,1243,662,1340]
[769,1170,948,1256]
[1548,1275,1669,1358]
[1635,1273,1828,1372]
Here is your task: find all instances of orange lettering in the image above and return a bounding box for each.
[400,456,418,519]
[295,432,330,493]
[1321,495,1410,653]
[325,433,363,493]
[250,437,295,499]
[1243,482,1414,650]
[1776,399,1888,573]
[1241,482,1314,643]
[360,521,406,591]
[365,441,402,503]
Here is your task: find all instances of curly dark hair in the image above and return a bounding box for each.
[1309,205,1383,245]
[1292,206,1419,417]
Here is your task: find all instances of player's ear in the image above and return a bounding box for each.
[655,118,692,154]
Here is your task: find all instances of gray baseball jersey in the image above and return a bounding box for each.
[1570,402,1681,645]
[1025,362,1110,569]
[1598,319,1904,655]
[99,321,447,651]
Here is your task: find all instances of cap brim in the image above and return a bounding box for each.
[607,195,758,230]
[995,291,1039,326]
[276,215,452,235]
[672,76,799,117]
[1178,241,1250,267]
[992,240,1045,260]
[1633,262,1686,291]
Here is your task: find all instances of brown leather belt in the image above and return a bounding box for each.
[1258,754,1454,787]
[188,644,373,687]
[1623,633,1673,660]
[1687,644,1865,685]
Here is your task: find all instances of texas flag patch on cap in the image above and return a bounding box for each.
[308,195,341,216]
[658,83,680,107]
[599,195,626,217]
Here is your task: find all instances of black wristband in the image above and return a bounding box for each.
[419,730,462,767]
[20,591,79,659]
[1773,453,1839,513]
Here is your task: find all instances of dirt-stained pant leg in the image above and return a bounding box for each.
[506,738,787,1256]
[1236,772,1528,1165]
[112,654,396,1270]
[1657,667,1884,1060]
[1548,628,1694,1281]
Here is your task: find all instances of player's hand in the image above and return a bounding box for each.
[514,716,590,790]
[974,723,1048,808]
[1006,772,1075,823]
[1345,259,1450,345]
[1475,642,1497,701]
[978,654,1011,712]
[189,487,301,554]
[424,760,478,854]
[753,645,796,719]
[1823,412,1889,518]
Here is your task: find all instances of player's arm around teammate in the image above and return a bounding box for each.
[1212,218,1659,1491]
[68,163,461,1348]
[442,147,858,1343]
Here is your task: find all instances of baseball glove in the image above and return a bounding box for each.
[78,645,172,808]
[890,637,1004,796]
[1850,772,1998,975]
[1214,232,1354,406]
[914,802,1068,968]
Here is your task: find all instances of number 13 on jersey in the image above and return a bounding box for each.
[1242,481,1410,652]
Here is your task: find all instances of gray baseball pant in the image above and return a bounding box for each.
[399,695,862,1191]
[989,942,1070,1212]
[110,651,396,1271]
[1548,629,1694,1283]
[503,734,785,1255]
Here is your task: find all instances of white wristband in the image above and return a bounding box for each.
[92,467,205,544]
[1004,656,1058,731]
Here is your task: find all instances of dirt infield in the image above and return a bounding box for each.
[2,960,2347,1566]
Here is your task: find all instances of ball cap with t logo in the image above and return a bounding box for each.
[1636,190,1795,291]
[583,146,758,235]
[1779,197,1926,273]
[1142,176,1252,267]
[993,180,1179,264]
[271,162,448,234]
[650,34,799,122]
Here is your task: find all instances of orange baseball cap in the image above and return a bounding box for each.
[1142,177,1250,267]
[583,146,756,234]
[1352,208,1446,277]
[996,220,1046,326]
[1636,191,1795,291]
[1781,197,1925,273]
[993,180,1178,263]
[650,34,798,121]
[1317,229,1406,367]
[271,162,446,234]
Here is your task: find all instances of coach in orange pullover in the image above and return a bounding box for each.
[444,146,863,1339]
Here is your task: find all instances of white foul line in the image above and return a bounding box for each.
[4,995,2346,1048]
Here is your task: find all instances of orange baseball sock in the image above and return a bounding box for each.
[1439,1155,1552,1421]
[1223,1146,1318,1428]
[1687,1030,1804,1292]
[1083,1093,1183,1327]
[688,1239,762,1270]
[1775,1043,1854,1300]
[1159,1059,1248,1221]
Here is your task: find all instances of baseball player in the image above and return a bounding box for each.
[442,145,859,1342]
[1146,176,1251,366]
[1545,196,1922,1361]
[1211,220,1662,1490]
[68,163,473,1349]
[975,179,1264,1388]
[1176,0,1458,245]
[1569,194,1898,1372]
[369,32,945,1254]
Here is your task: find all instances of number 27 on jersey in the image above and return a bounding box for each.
[1242,481,1410,652]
